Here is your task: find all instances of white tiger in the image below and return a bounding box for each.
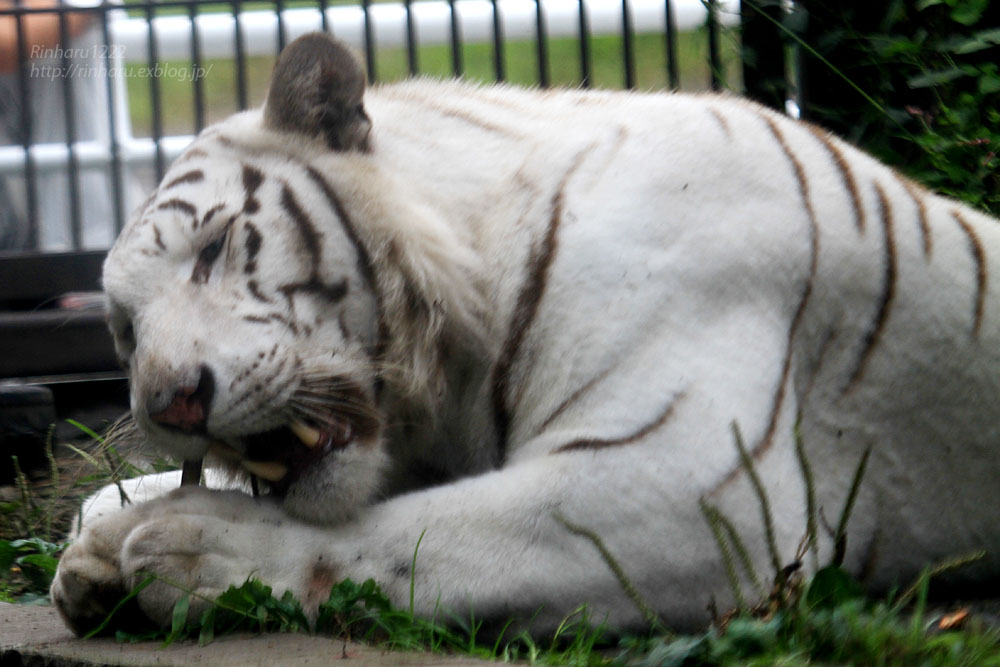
[51,32,1000,637]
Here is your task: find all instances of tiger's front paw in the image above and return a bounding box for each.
[51,490,161,635]
[50,537,129,635]
[52,486,308,634]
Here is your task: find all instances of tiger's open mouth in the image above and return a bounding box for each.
[208,381,381,494]
[243,417,353,492]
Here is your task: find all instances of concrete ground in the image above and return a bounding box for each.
[0,603,494,666]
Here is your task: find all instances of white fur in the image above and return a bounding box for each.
[52,76,1000,636]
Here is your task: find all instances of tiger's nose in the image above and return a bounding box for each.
[148,364,216,433]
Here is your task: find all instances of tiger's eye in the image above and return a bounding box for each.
[199,234,226,266]
[192,231,229,284]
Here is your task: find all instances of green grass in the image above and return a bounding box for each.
[99,575,613,663]
[71,568,1000,666]
[0,419,169,604]
[622,599,1000,666]
[6,420,998,665]
[123,27,742,137]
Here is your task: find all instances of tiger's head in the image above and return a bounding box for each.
[103,33,484,524]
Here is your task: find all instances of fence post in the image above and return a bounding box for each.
[740,0,786,110]
[794,0,894,135]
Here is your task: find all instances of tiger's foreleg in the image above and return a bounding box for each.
[52,418,815,636]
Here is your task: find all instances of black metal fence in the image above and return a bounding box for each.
[0,0,796,381]
[0,0,755,252]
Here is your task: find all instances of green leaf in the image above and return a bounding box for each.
[908,67,969,88]
[323,577,363,613]
[64,418,105,443]
[14,553,60,591]
[115,629,162,643]
[942,36,994,54]
[10,538,63,556]
[16,553,59,575]
[805,566,865,610]
[164,595,190,646]
[980,74,1000,94]
[217,578,271,615]
[935,29,1000,55]
[973,27,1000,44]
[948,0,990,26]
[720,616,781,655]
[199,607,217,646]
[950,0,989,25]
[877,39,921,58]
[630,634,711,667]
[274,590,308,631]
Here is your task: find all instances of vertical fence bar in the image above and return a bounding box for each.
[100,4,125,236]
[706,0,722,90]
[14,4,39,249]
[447,0,463,76]
[621,0,635,89]
[535,0,549,87]
[275,0,286,53]
[664,0,678,88]
[577,0,591,87]
[188,0,206,132]
[361,0,376,83]
[144,1,166,179]
[404,0,419,75]
[318,0,329,33]
[58,1,83,248]
[491,0,505,81]
[740,0,787,110]
[232,0,248,110]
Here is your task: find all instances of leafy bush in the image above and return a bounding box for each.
[799,0,999,214]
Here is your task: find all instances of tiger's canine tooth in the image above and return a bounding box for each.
[241,460,289,481]
[289,420,322,448]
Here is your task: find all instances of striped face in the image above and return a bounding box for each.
[103,130,387,523]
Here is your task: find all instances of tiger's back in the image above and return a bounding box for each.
[370,78,1000,541]
[52,33,1000,636]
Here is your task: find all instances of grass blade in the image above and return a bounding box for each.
[832,446,871,567]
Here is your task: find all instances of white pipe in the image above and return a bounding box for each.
[0,137,194,175]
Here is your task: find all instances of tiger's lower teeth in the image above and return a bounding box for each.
[241,460,289,481]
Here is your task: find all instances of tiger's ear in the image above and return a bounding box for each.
[264,33,371,152]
